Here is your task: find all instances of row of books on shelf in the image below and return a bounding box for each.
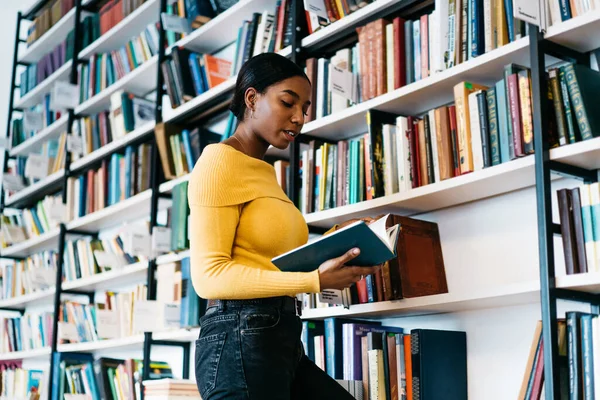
[301,215,447,310]
[97,0,150,36]
[19,32,76,98]
[155,123,220,179]
[66,142,153,219]
[50,354,174,400]
[301,318,467,400]
[1,312,53,354]
[25,0,75,47]
[520,313,600,399]
[1,195,64,242]
[78,22,160,103]
[547,0,599,26]
[11,96,65,148]
[71,90,155,160]
[162,48,232,109]
[0,364,45,400]
[558,183,600,276]
[0,251,57,300]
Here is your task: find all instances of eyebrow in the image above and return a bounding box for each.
[282,89,311,105]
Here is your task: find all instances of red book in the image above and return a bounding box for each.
[393,17,406,89]
[356,278,368,304]
[507,73,524,156]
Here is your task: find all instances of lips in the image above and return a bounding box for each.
[283,130,298,141]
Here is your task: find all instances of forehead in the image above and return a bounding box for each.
[268,76,311,99]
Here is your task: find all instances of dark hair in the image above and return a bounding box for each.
[229,53,310,121]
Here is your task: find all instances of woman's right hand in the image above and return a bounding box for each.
[317,248,379,291]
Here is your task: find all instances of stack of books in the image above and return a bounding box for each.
[142,379,201,400]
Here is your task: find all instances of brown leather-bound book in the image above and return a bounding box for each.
[381,261,393,301]
[435,106,454,181]
[373,19,388,97]
[305,58,318,122]
[393,17,406,89]
[391,215,448,298]
[356,26,370,102]
[154,122,179,180]
[557,189,577,275]
[570,187,588,274]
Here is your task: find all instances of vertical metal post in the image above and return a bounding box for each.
[47,223,67,400]
[142,1,168,395]
[2,12,24,211]
[529,24,560,400]
[182,342,191,379]
[62,0,84,202]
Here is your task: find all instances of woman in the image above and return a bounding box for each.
[188,53,376,400]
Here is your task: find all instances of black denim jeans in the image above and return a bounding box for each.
[194,296,355,399]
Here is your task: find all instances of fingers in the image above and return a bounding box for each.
[348,266,379,277]
[335,247,361,266]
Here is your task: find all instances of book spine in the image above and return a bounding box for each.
[571,187,589,274]
[486,88,501,166]
[518,69,534,154]
[559,67,577,144]
[448,105,461,177]
[580,184,597,272]
[423,116,434,183]
[507,73,524,157]
[567,312,581,399]
[549,69,568,145]
[581,314,595,400]
[410,331,421,400]
[476,91,491,168]
[564,64,593,140]
[558,189,577,275]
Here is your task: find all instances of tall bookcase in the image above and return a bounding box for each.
[1,0,600,399]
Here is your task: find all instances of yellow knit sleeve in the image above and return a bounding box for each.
[188,203,321,300]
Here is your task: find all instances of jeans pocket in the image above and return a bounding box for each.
[241,308,281,335]
[195,333,226,399]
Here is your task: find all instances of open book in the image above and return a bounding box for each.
[272,214,400,273]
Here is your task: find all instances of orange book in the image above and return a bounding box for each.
[203,55,232,88]
[404,334,413,400]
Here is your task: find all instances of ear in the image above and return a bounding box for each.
[244,87,259,115]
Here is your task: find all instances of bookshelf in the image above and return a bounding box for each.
[1,0,599,399]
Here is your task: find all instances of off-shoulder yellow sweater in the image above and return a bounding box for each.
[188,143,321,299]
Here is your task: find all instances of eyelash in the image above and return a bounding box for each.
[282,100,308,116]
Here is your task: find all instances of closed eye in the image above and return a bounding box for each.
[281,100,293,108]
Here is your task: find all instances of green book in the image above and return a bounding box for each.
[563,63,600,141]
[486,88,501,166]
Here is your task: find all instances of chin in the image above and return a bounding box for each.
[272,141,291,150]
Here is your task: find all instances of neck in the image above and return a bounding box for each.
[233,123,270,160]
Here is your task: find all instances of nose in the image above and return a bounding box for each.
[290,106,304,126]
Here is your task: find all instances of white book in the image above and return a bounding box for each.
[483,0,493,52]
[429,11,437,76]
[261,13,276,53]
[382,124,398,195]
[428,109,441,183]
[301,149,309,214]
[396,117,412,192]
[435,0,450,73]
[594,316,600,400]
[386,23,395,92]
[330,49,352,113]
[468,91,484,171]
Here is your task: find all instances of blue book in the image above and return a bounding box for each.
[413,22,421,81]
[580,314,595,400]
[495,80,510,163]
[189,54,205,96]
[181,129,195,172]
[301,320,325,363]
[124,146,133,199]
[271,214,399,272]
[504,0,515,42]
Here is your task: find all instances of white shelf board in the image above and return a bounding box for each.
[69,121,155,171]
[301,280,541,320]
[4,169,65,208]
[545,9,600,53]
[0,228,61,258]
[159,173,191,194]
[9,116,69,157]
[62,261,149,292]
[75,55,158,116]
[0,288,56,310]
[58,335,145,353]
[304,156,537,228]
[19,8,82,64]
[153,327,199,342]
[171,0,280,55]
[156,250,190,265]
[556,272,600,294]
[15,60,72,110]
[66,189,171,233]
[163,76,236,124]
[550,136,600,170]
[79,0,160,60]
[0,347,51,361]
[301,38,531,141]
